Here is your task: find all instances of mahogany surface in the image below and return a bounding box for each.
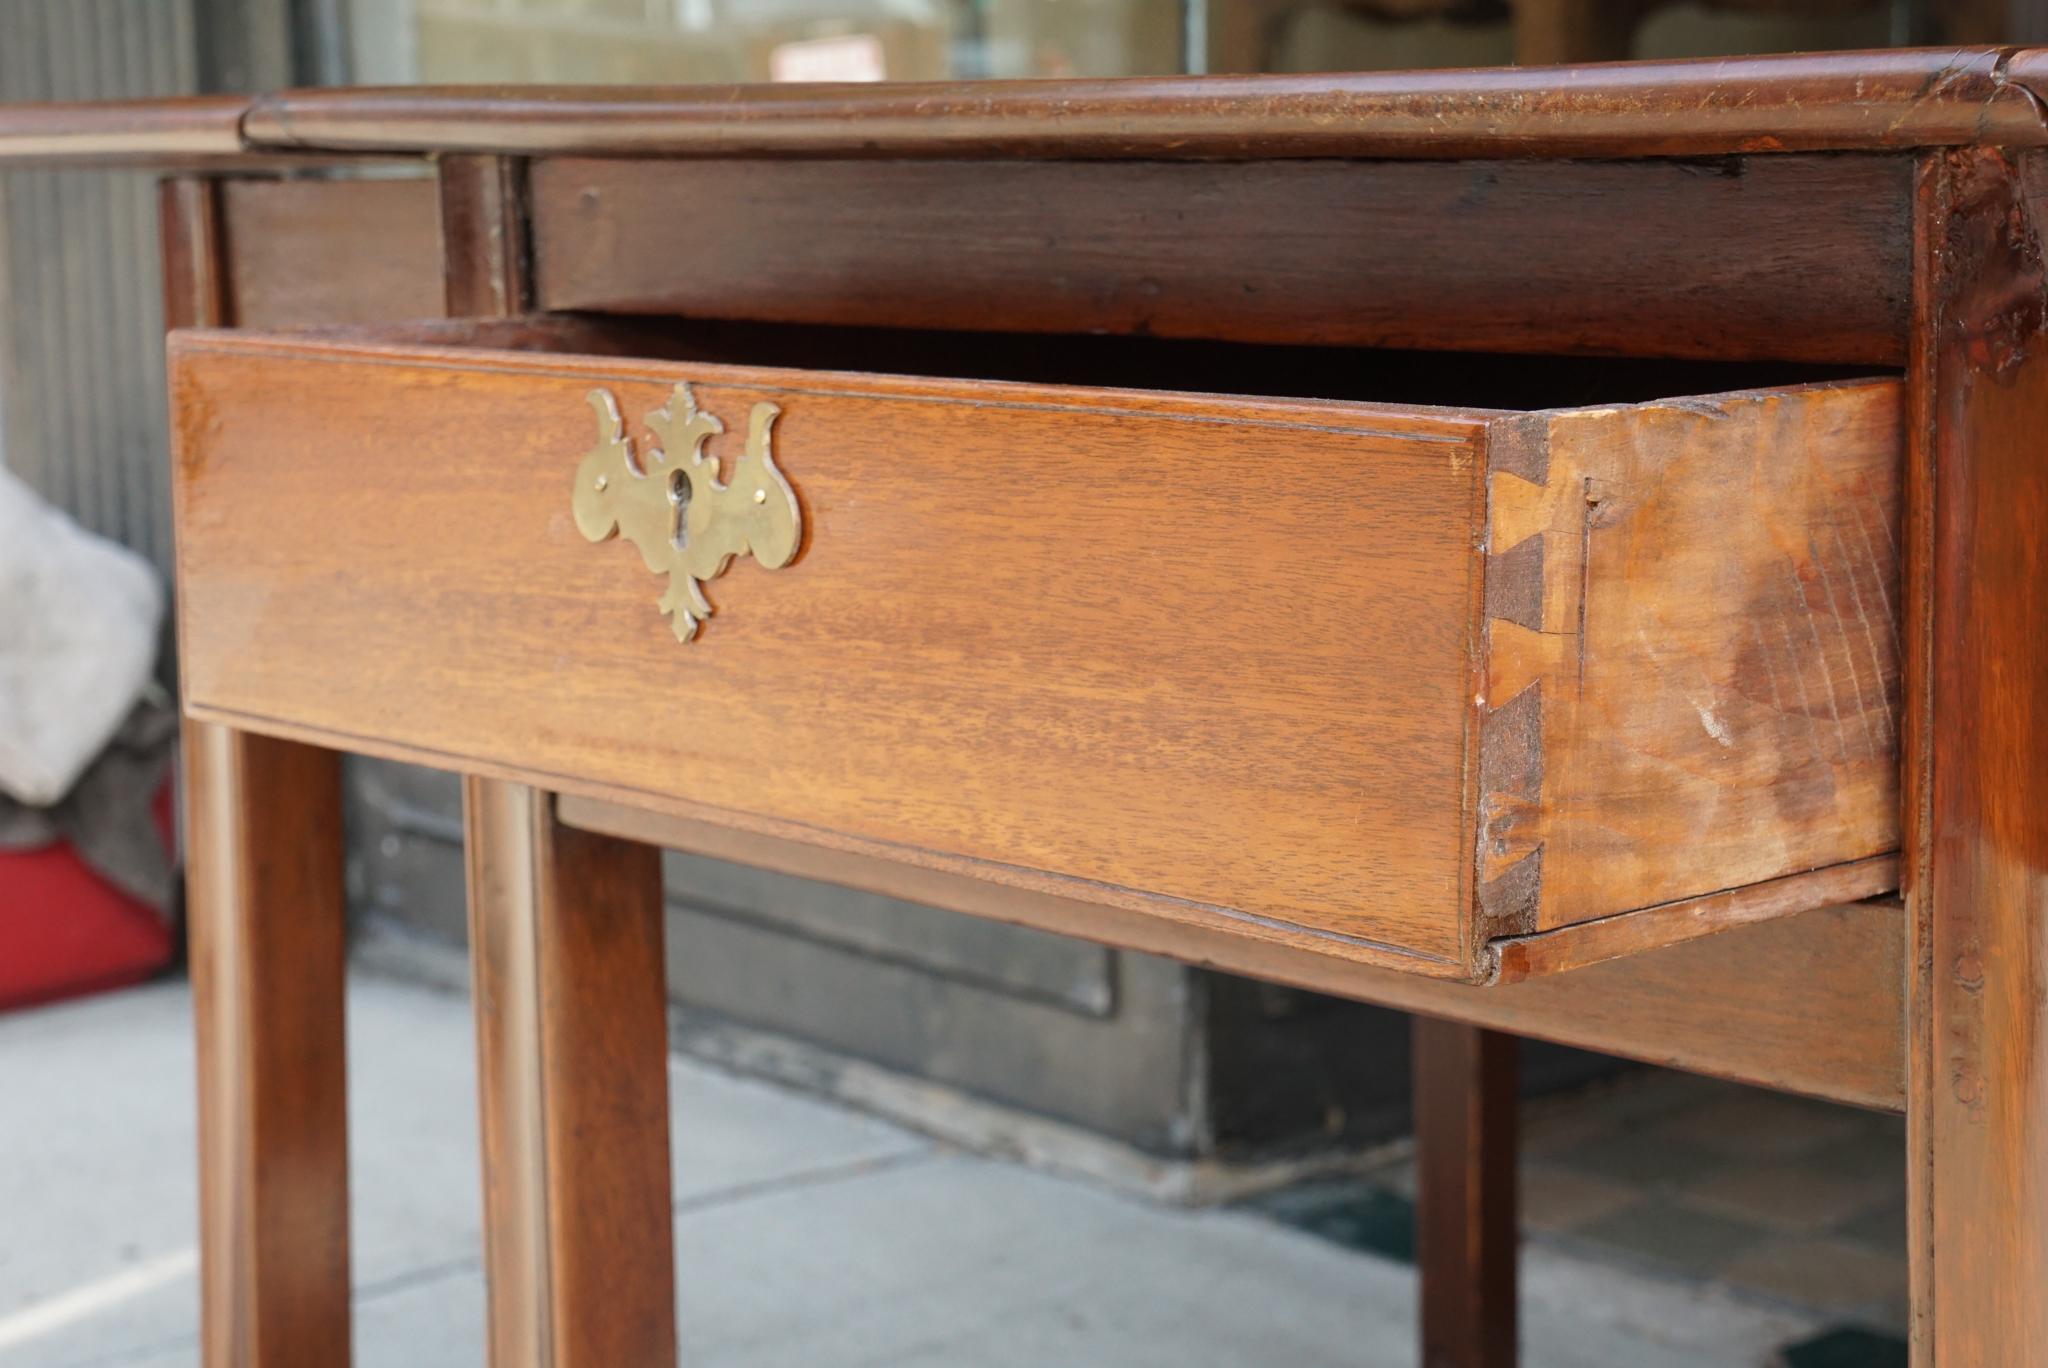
[167,332,1489,975]
[1414,1019,1518,1368]
[236,49,2048,160]
[163,175,355,1368]
[165,328,1900,981]
[183,723,350,1368]
[9,49,2048,168]
[529,153,1912,365]
[0,94,247,164]
[463,779,676,1368]
[9,50,2044,1367]
[1903,143,2048,1366]
[220,177,443,328]
[560,794,1909,1111]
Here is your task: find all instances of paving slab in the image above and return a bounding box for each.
[0,975,1822,1367]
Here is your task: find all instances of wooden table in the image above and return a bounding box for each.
[3,48,2043,1367]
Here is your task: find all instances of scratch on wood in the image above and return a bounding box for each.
[1477,378,1898,946]
[1771,613,1833,767]
[1825,521,1896,748]
[1787,559,1854,764]
[1808,537,1882,758]
[1849,502,1902,661]
[1746,617,1790,720]
[1576,478,1596,692]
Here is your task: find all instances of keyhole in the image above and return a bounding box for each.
[668,469,691,547]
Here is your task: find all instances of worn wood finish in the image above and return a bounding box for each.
[3,51,2048,167]
[462,779,677,1368]
[235,49,2048,161]
[11,48,2048,170]
[1904,145,2048,1366]
[1414,1019,1518,1368]
[1480,383,1904,940]
[165,330,1904,979]
[560,794,1907,1110]
[1903,145,1942,1368]
[529,154,1911,365]
[218,177,443,329]
[185,725,351,1368]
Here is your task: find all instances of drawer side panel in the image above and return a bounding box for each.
[1479,380,1905,935]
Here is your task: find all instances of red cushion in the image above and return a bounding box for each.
[0,784,175,1011]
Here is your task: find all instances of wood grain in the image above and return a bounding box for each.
[1480,381,1904,940]
[236,49,2048,161]
[0,94,248,164]
[1904,145,2048,1367]
[218,177,443,329]
[1489,854,1898,981]
[439,156,529,319]
[1414,1019,1518,1368]
[160,178,230,331]
[167,327,1905,978]
[465,775,551,1368]
[463,779,676,1368]
[462,778,671,1368]
[165,174,355,1368]
[185,725,351,1368]
[563,787,1908,1111]
[2,52,2048,167]
[169,332,1490,974]
[529,154,1911,366]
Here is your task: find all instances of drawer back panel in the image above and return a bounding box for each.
[528,155,1911,366]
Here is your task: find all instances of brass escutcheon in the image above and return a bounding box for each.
[571,383,801,642]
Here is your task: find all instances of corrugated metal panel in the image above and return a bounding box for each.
[0,1,201,576]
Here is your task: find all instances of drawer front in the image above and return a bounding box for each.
[170,334,1490,972]
[169,331,1905,981]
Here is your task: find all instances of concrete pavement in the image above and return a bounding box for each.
[0,975,1822,1366]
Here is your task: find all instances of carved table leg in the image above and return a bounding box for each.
[1414,1017,1519,1368]
[463,778,676,1367]
[186,722,351,1367]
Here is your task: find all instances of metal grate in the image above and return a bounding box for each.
[0,1,201,577]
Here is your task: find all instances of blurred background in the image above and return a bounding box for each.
[1,3,2040,1365]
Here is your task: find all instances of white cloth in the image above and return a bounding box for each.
[0,465,164,805]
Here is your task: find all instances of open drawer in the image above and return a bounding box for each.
[166,320,1901,983]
